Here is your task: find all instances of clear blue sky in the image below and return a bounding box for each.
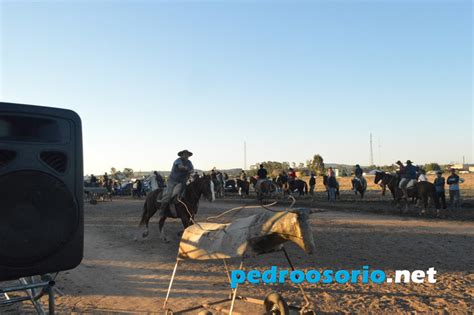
[1,0,472,174]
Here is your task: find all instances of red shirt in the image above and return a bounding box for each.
[289,171,296,179]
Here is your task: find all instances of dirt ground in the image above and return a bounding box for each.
[4,187,474,314]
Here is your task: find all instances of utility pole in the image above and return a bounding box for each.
[244,141,247,170]
[370,133,374,166]
[378,137,382,166]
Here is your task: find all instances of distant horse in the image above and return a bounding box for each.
[323,175,339,201]
[288,179,308,196]
[351,177,367,198]
[139,175,215,242]
[275,175,290,195]
[374,171,439,215]
[236,178,249,197]
[415,181,440,215]
[250,177,277,200]
[212,172,225,198]
[224,179,237,193]
[374,171,416,203]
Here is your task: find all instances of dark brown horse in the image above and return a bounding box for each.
[351,177,367,198]
[416,181,440,215]
[250,177,277,200]
[236,178,249,197]
[288,179,308,196]
[374,171,417,203]
[374,171,440,215]
[139,175,215,242]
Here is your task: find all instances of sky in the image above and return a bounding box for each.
[0,0,472,174]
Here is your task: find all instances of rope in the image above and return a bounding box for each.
[177,197,204,230]
[261,195,296,212]
[206,201,278,221]
[206,195,296,221]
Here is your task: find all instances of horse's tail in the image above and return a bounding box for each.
[139,199,148,227]
[138,192,153,226]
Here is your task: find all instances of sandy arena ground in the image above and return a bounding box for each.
[4,186,473,314]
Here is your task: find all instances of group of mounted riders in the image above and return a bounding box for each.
[140,150,466,241]
[375,160,464,216]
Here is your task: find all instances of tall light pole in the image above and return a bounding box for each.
[244,141,247,170]
[378,137,382,166]
[370,133,374,166]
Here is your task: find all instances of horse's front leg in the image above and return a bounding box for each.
[158,216,169,243]
[142,222,150,238]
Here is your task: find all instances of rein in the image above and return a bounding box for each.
[385,174,396,187]
[175,179,206,224]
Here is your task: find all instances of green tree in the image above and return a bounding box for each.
[123,168,134,178]
[110,167,117,175]
[424,163,441,172]
[309,154,325,175]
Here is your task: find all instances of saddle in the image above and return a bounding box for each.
[353,176,367,190]
[156,186,187,218]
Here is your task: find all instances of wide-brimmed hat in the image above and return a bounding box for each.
[406,160,413,164]
[178,149,193,157]
[436,170,443,174]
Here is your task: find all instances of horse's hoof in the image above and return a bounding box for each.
[142,232,149,238]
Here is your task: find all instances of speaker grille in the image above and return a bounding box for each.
[0,171,78,266]
[40,151,67,173]
[0,150,16,168]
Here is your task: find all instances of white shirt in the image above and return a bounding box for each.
[418,174,428,182]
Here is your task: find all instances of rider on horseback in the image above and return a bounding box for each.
[254,164,268,192]
[352,164,366,191]
[257,164,267,179]
[399,160,417,200]
[158,150,194,218]
[240,170,247,181]
[288,168,296,183]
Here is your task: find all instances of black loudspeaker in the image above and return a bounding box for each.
[0,102,83,281]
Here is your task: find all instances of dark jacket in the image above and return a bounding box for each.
[257,168,268,179]
[404,165,417,180]
[433,177,445,192]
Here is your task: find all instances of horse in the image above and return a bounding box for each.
[351,177,367,198]
[250,177,277,200]
[323,175,339,201]
[275,175,290,195]
[236,178,249,197]
[374,171,439,215]
[374,171,416,203]
[224,179,238,193]
[213,172,226,198]
[415,181,441,215]
[139,175,215,242]
[288,179,308,196]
